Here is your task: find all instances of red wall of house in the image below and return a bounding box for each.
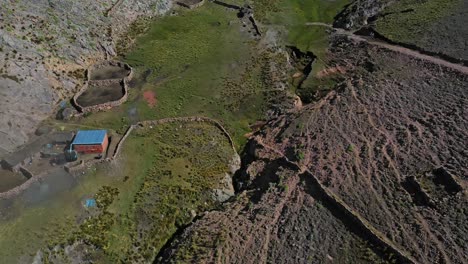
[74,136,109,154]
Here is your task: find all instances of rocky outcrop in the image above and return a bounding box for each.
[333,0,395,29]
[0,0,172,154]
[155,34,468,264]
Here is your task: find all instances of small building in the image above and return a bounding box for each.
[71,130,108,154]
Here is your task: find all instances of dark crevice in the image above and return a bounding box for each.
[153,214,204,264]
[401,176,434,207]
[248,16,261,36]
[432,167,463,194]
[211,0,240,10]
[286,45,317,90]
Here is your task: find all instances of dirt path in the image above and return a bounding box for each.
[305,22,468,75]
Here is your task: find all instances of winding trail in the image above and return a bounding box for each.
[305,22,468,75]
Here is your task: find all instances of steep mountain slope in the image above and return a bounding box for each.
[0,0,171,155]
[1,0,466,263]
[158,33,468,264]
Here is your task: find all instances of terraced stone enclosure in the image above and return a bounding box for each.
[90,63,131,81]
[73,61,133,113]
[76,80,125,107]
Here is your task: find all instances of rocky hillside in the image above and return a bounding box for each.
[0,0,171,155]
[0,0,466,263]
[335,0,468,62]
[159,34,468,263]
[157,1,468,263]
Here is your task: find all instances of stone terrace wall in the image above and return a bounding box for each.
[110,125,134,159]
[253,138,418,264]
[74,80,129,114]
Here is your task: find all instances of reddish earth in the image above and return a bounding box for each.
[157,36,468,264]
[143,90,157,108]
[316,65,346,78]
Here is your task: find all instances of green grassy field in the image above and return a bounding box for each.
[0,1,352,262]
[0,121,234,263]
[104,122,234,262]
[375,0,461,44]
[80,3,269,147]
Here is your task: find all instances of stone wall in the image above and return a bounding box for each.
[176,0,206,9]
[1,117,237,200]
[19,166,33,179]
[111,125,135,159]
[0,169,45,199]
[64,160,86,174]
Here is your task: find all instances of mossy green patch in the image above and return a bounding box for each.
[263,0,349,51]
[375,0,461,44]
[95,122,234,262]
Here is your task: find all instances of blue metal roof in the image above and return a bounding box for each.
[72,130,107,145]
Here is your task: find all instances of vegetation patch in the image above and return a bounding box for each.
[79,3,273,147]
[254,0,349,103]
[375,0,461,45]
[11,121,235,263]
[77,121,235,262]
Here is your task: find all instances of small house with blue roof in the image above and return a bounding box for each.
[71,130,108,154]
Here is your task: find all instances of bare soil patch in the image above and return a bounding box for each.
[76,82,124,107]
[143,90,157,108]
[0,170,27,193]
[90,65,130,80]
